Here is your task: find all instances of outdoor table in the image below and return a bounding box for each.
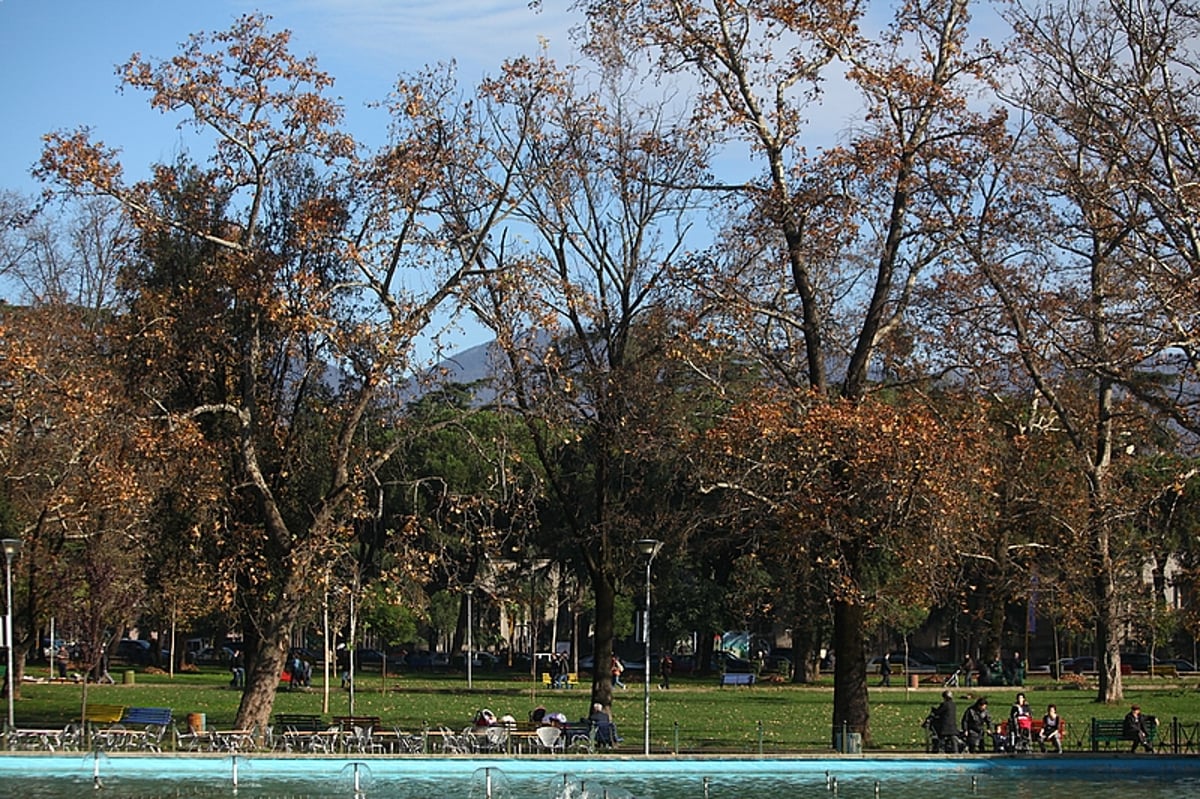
[213,729,256,752]
[7,727,73,752]
[282,728,342,753]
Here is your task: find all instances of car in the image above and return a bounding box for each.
[351,647,405,671]
[1122,652,1152,671]
[450,652,500,671]
[713,651,754,673]
[191,645,234,666]
[112,639,153,665]
[1066,656,1096,673]
[1156,658,1196,672]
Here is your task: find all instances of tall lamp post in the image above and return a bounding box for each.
[635,538,662,756]
[3,538,23,731]
[465,585,475,690]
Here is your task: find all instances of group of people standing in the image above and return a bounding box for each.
[927,690,1063,754]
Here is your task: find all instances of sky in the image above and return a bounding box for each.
[0,0,577,193]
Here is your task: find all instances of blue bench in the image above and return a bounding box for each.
[720,672,756,687]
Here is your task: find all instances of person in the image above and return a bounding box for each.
[611,655,626,689]
[961,697,993,753]
[1123,704,1153,753]
[553,653,570,688]
[93,651,115,685]
[588,702,622,746]
[529,706,547,725]
[472,708,498,730]
[659,652,674,690]
[880,653,893,687]
[1007,651,1025,686]
[1039,704,1063,753]
[1009,692,1033,752]
[230,650,245,689]
[962,654,976,688]
[55,644,70,679]
[929,690,960,753]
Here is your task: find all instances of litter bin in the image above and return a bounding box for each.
[835,732,862,753]
[909,674,919,689]
[187,712,206,733]
[122,669,136,685]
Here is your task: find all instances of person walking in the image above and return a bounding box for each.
[611,655,626,689]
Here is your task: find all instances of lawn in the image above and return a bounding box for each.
[10,667,1200,753]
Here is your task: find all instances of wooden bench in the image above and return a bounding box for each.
[333,715,381,731]
[82,704,126,725]
[719,672,756,687]
[275,713,326,732]
[1091,716,1158,751]
[116,707,173,750]
[1149,664,1178,678]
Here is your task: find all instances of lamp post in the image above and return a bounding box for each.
[3,538,23,731]
[465,585,475,690]
[635,538,662,756]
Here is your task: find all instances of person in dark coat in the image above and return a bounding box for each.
[930,690,960,753]
[961,697,993,753]
[1123,705,1153,753]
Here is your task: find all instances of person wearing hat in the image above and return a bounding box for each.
[930,690,960,753]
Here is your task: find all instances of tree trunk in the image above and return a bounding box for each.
[232,566,305,731]
[832,599,870,747]
[589,567,616,715]
[1091,503,1123,702]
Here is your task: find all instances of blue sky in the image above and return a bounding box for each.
[0,1,576,193]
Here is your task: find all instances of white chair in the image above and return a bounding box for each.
[535,725,563,753]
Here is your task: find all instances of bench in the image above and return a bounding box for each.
[116,707,172,750]
[1091,716,1158,751]
[998,718,1066,748]
[333,715,382,731]
[1149,664,1178,678]
[275,713,327,732]
[82,704,126,725]
[719,672,756,687]
[541,671,581,688]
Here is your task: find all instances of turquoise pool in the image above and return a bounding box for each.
[0,754,1196,798]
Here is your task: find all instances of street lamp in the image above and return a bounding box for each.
[3,538,23,731]
[465,585,475,690]
[635,538,662,756]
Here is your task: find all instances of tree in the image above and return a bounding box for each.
[932,0,1200,702]
[37,14,519,730]
[581,0,1006,741]
[463,54,712,713]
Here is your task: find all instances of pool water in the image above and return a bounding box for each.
[0,755,1197,799]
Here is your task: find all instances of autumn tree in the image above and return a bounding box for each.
[580,0,1006,740]
[928,0,1200,702]
[461,55,712,714]
[37,14,523,730]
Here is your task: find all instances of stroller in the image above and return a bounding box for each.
[921,706,963,754]
[1005,715,1034,753]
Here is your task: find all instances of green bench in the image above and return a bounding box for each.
[275,713,326,732]
[1091,716,1158,751]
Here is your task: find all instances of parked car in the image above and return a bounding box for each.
[712,651,754,674]
[191,646,234,666]
[450,652,500,671]
[112,639,152,665]
[1156,658,1196,672]
[352,648,405,671]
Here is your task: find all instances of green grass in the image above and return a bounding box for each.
[11,667,1200,753]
